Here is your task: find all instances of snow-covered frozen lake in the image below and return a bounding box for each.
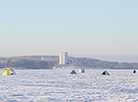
[0,69,138,102]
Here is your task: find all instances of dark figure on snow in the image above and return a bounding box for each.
[133,70,136,73]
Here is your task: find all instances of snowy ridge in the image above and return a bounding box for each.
[0,69,138,102]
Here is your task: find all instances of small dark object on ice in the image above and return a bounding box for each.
[133,70,136,73]
[70,70,77,74]
[102,70,110,75]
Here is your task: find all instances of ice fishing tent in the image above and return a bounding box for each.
[79,68,85,73]
[2,70,11,76]
[102,70,110,75]
[9,68,16,75]
[133,70,136,73]
[70,70,77,74]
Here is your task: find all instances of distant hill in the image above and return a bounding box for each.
[0,55,138,69]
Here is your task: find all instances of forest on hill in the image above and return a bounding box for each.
[0,55,138,69]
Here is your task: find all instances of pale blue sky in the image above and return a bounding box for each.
[0,0,138,59]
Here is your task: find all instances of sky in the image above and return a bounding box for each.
[0,0,138,62]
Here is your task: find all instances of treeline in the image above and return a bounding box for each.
[68,57,118,68]
[0,55,138,69]
[0,56,56,69]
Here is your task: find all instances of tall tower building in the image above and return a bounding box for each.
[59,52,68,65]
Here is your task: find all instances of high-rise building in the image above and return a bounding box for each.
[59,52,68,65]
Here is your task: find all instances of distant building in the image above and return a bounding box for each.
[59,52,68,65]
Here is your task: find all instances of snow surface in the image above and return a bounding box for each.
[0,69,138,102]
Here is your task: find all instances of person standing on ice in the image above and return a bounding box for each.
[79,68,85,73]
[9,68,16,75]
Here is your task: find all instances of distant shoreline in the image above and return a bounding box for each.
[73,55,138,63]
[0,55,138,69]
